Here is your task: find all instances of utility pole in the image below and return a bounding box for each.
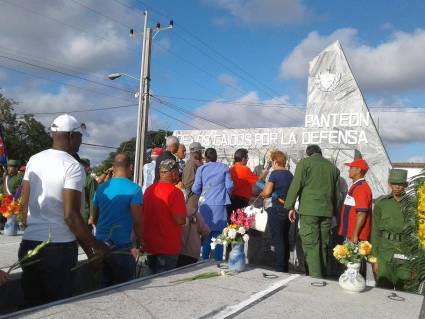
[133,10,152,186]
[132,11,173,186]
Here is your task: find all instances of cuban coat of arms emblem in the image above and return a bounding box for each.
[315,67,341,92]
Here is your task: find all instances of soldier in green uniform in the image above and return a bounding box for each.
[2,159,23,196]
[80,159,97,230]
[371,169,412,290]
[1,159,23,229]
[284,145,340,278]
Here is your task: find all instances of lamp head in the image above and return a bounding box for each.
[108,73,121,80]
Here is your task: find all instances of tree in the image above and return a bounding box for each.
[94,130,172,174]
[0,94,52,164]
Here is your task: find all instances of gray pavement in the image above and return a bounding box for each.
[0,232,23,271]
[3,262,423,319]
[0,233,86,273]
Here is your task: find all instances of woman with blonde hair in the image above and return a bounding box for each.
[261,150,293,272]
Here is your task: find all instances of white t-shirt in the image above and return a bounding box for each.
[23,149,85,242]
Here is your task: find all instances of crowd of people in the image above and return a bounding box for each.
[0,113,415,308]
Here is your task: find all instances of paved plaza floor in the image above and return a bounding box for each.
[2,262,423,319]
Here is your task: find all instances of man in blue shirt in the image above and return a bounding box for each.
[93,153,143,286]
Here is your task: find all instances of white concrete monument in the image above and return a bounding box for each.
[175,41,392,197]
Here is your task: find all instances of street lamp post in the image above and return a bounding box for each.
[109,10,172,186]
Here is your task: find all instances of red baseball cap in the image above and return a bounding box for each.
[152,147,163,156]
[345,159,369,171]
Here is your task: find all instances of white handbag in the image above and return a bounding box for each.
[244,205,268,232]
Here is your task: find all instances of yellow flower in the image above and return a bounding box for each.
[368,256,377,263]
[358,241,372,256]
[333,244,350,259]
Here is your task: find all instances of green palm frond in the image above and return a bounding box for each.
[401,169,425,294]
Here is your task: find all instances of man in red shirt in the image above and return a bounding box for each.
[227,148,268,220]
[143,159,187,274]
[338,159,373,243]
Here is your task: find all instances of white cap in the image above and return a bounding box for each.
[50,114,86,135]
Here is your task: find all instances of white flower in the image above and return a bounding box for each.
[222,240,228,246]
[243,234,250,242]
[238,227,246,235]
[216,238,222,245]
[210,237,217,250]
[228,228,237,239]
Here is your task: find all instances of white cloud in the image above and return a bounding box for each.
[192,91,305,129]
[207,0,307,26]
[191,90,425,153]
[280,28,425,93]
[0,0,139,74]
[0,0,154,165]
[370,109,425,144]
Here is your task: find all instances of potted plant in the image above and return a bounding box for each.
[333,240,376,292]
[0,193,22,236]
[211,209,255,272]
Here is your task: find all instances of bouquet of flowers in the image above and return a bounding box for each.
[417,181,425,248]
[0,194,21,219]
[333,240,375,265]
[211,209,255,249]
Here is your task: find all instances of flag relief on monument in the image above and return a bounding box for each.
[175,41,392,197]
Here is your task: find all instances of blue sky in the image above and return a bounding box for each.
[0,0,424,164]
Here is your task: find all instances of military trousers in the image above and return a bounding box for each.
[299,215,332,278]
[377,256,411,291]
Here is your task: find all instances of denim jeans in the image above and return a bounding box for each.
[267,206,291,272]
[147,255,178,274]
[101,246,136,287]
[18,240,78,307]
[201,231,223,262]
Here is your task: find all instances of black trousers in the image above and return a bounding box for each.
[267,206,291,272]
[19,240,78,307]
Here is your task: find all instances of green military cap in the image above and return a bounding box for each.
[7,159,21,167]
[388,169,408,184]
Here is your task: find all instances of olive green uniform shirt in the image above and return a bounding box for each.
[284,153,340,217]
[371,194,412,288]
[371,194,405,261]
[83,173,97,222]
[3,173,23,196]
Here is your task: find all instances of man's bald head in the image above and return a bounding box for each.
[113,153,132,178]
[114,153,130,169]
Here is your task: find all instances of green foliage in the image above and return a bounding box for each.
[94,130,172,174]
[0,94,52,163]
[401,169,425,294]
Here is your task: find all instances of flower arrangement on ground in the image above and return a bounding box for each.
[210,209,255,249]
[333,240,375,265]
[0,193,21,219]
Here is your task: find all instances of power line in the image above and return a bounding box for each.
[153,94,306,109]
[151,106,201,130]
[152,96,231,129]
[0,54,134,94]
[69,0,132,30]
[0,0,109,42]
[81,142,117,149]
[16,104,137,116]
[134,0,281,98]
[0,64,133,103]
